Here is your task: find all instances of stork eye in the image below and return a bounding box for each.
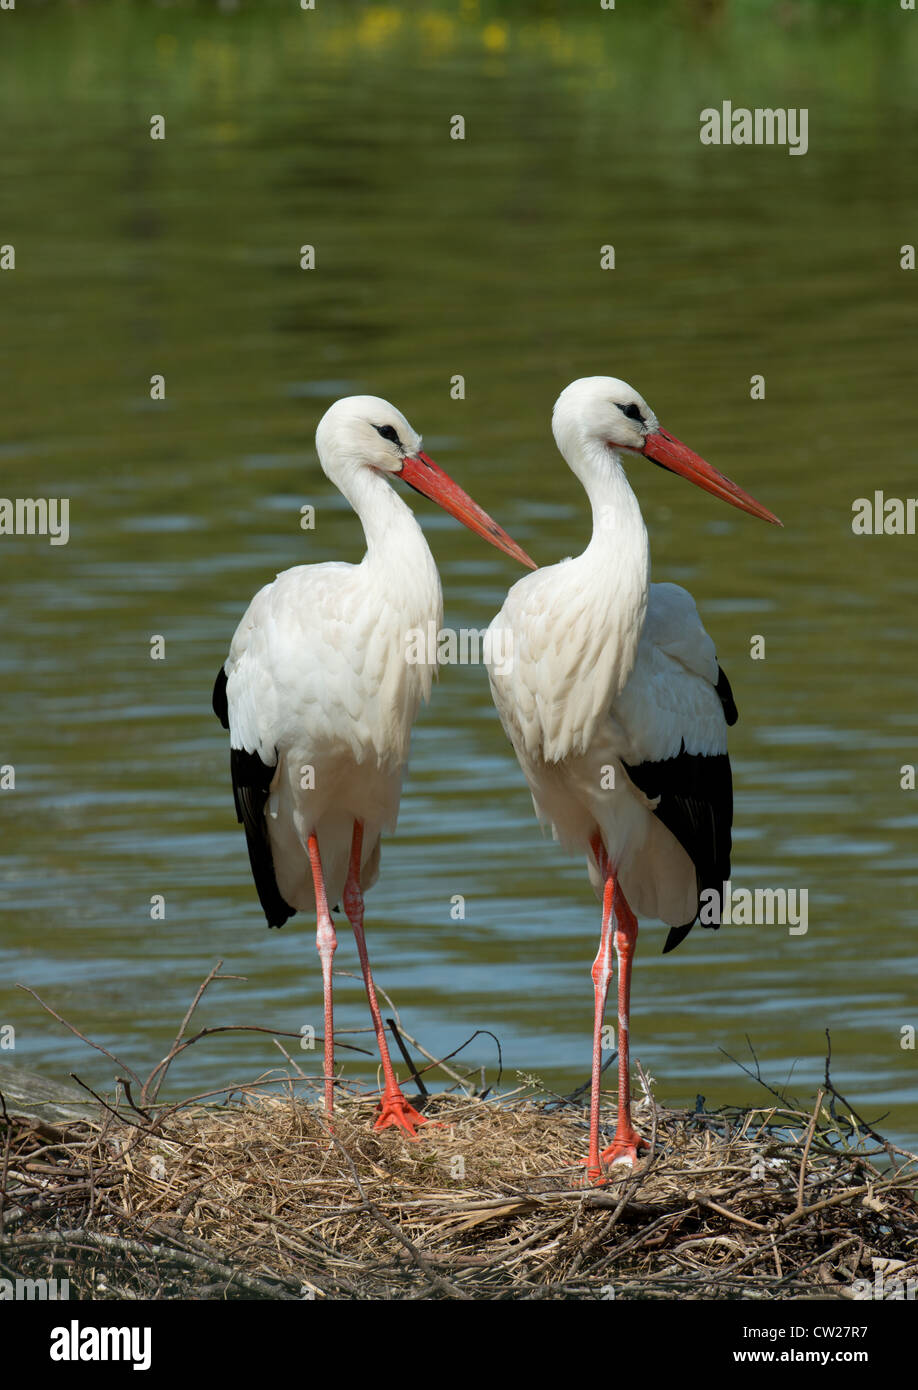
[375,424,403,447]
[620,403,645,424]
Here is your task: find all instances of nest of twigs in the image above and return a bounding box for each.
[2,969,916,1300]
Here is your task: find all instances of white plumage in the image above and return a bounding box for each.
[486,376,780,1177]
[224,539,440,912]
[490,577,727,927]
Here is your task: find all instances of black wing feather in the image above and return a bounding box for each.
[229,747,296,928]
[212,666,229,729]
[214,664,294,928]
[715,665,738,726]
[622,739,734,956]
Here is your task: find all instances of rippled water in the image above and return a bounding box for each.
[2,4,917,1144]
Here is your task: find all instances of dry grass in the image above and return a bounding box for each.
[2,970,916,1300]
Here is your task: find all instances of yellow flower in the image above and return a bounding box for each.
[482,22,508,54]
[357,8,403,48]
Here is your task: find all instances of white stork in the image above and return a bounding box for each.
[486,377,780,1180]
[213,395,534,1135]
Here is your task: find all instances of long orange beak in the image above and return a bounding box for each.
[641,428,782,526]
[398,451,536,568]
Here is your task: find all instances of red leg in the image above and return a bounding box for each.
[343,821,426,1138]
[585,835,648,1180]
[307,831,337,1117]
[599,887,648,1169]
[586,834,615,1180]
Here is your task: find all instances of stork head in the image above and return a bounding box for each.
[315,395,536,568]
[316,395,423,480]
[552,376,781,526]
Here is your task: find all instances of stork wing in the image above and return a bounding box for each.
[613,583,737,953]
[213,573,305,928]
[213,664,294,928]
[214,559,436,929]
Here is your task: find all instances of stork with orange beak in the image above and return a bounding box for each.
[214,395,535,1134]
[486,377,780,1179]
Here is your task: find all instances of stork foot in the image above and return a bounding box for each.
[579,1128,650,1185]
[599,1126,650,1170]
[373,1091,427,1138]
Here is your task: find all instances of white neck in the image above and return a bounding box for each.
[557,434,651,700]
[579,440,648,561]
[564,432,649,584]
[308,447,443,759]
[337,462,429,567]
[331,461,444,666]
